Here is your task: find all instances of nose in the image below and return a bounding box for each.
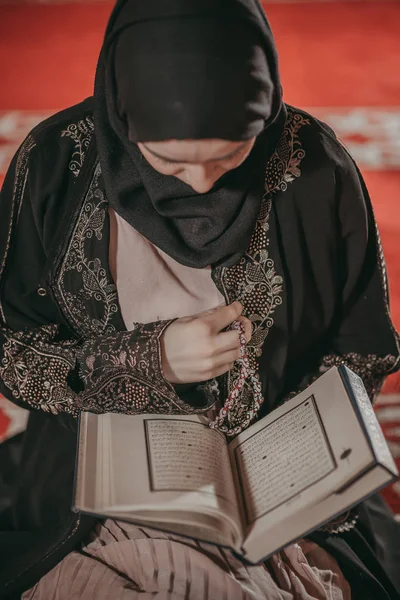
[185,165,219,193]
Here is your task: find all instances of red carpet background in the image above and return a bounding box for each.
[0,0,400,511]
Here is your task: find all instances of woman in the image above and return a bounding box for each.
[0,0,399,598]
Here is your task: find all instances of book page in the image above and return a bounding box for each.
[232,396,336,525]
[242,464,392,565]
[77,413,243,546]
[145,419,237,505]
[225,367,382,562]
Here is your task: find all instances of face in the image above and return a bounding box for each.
[137,138,256,193]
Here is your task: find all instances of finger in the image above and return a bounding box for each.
[212,330,242,354]
[196,304,223,318]
[180,302,227,323]
[236,315,252,343]
[211,347,242,369]
[209,362,236,379]
[206,302,243,333]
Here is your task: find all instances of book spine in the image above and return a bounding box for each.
[340,365,398,476]
[73,411,85,512]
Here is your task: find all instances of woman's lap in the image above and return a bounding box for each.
[21,520,351,600]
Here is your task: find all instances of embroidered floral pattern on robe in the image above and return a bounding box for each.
[0,318,216,417]
[0,324,79,415]
[61,116,94,177]
[212,109,310,432]
[53,162,119,337]
[321,352,399,401]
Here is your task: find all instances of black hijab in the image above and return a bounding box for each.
[94,0,285,268]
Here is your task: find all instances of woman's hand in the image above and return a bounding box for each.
[160,301,252,384]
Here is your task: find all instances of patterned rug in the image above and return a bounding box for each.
[0,0,399,513]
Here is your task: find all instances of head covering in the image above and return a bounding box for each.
[115,16,274,142]
[94,0,285,268]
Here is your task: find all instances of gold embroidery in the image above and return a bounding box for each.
[264,111,310,196]
[321,352,398,400]
[54,163,119,336]
[0,325,79,416]
[213,108,310,431]
[61,116,94,177]
[0,135,36,323]
[77,321,213,415]
[0,315,214,417]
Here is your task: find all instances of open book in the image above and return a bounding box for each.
[74,366,398,564]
